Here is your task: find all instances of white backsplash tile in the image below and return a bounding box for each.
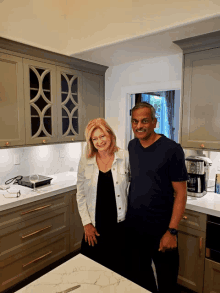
[0,143,82,184]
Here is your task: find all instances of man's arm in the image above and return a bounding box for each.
[169,181,187,229]
[159,181,187,252]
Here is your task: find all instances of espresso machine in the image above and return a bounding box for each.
[185,156,212,197]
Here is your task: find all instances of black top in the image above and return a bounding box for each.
[127,134,188,236]
[95,170,117,233]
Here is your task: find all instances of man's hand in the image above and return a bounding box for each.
[84,223,100,246]
[158,231,177,252]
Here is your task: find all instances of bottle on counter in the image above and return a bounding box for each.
[215,174,220,194]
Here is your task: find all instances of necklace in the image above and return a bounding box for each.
[97,154,113,166]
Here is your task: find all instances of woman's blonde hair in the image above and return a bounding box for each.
[85,118,119,158]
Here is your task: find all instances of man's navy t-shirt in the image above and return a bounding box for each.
[126,134,188,236]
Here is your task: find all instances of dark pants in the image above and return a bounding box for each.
[80,221,125,274]
[121,222,179,293]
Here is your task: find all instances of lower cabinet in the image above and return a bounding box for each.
[178,209,207,293]
[203,259,220,293]
[69,190,84,252]
[0,232,69,292]
[0,189,83,292]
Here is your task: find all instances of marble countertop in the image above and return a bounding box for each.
[1,171,220,218]
[15,254,150,293]
[0,172,77,212]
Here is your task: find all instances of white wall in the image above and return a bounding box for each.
[105,53,182,149]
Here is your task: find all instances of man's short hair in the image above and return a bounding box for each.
[131,102,156,120]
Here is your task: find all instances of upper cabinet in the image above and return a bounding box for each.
[0,53,25,147]
[56,66,83,142]
[23,59,58,145]
[0,37,108,148]
[174,31,220,151]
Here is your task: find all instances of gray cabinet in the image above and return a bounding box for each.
[174,31,220,151]
[81,72,105,138]
[0,38,107,148]
[203,258,220,293]
[69,189,84,252]
[0,53,25,147]
[56,66,83,142]
[178,209,207,293]
[23,59,58,145]
[181,48,220,150]
[0,191,81,292]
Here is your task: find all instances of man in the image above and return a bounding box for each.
[124,102,188,293]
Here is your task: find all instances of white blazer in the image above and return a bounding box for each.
[76,148,130,227]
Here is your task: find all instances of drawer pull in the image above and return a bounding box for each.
[22,251,52,268]
[183,216,188,220]
[199,237,203,257]
[21,225,52,239]
[21,204,52,215]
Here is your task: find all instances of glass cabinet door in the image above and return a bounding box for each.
[56,67,83,142]
[23,59,57,145]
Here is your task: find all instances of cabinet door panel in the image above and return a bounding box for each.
[204,258,220,293]
[179,209,207,232]
[181,48,220,150]
[56,66,83,141]
[0,232,69,292]
[23,59,58,145]
[70,190,84,252]
[81,72,105,140]
[178,226,206,293]
[0,53,25,147]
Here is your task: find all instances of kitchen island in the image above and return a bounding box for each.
[15,253,150,293]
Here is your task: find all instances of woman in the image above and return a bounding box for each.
[76,118,129,273]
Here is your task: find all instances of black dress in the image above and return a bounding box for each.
[81,170,124,272]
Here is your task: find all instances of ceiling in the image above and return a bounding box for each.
[72,15,220,67]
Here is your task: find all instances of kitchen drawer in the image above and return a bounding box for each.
[0,191,70,231]
[0,232,69,292]
[0,206,69,260]
[179,209,207,232]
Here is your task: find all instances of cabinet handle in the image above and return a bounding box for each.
[21,225,52,239]
[42,140,46,144]
[183,216,188,220]
[21,204,52,215]
[5,141,10,146]
[71,138,75,142]
[22,251,52,268]
[200,144,205,148]
[199,237,203,257]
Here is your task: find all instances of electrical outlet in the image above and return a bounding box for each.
[59,150,65,158]
[217,166,220,171]
[14,154,20,165]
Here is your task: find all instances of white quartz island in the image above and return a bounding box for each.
[15,254,150,293]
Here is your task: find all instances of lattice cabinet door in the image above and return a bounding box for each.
[23,59,58,145]
[56,67,83,142]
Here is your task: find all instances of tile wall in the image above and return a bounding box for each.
[0,142,85,185]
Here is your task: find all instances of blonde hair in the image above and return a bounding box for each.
[85,118,119,158]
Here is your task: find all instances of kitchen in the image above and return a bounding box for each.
[1,1,220,292]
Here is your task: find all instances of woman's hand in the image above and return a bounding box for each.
[84,223,100,246]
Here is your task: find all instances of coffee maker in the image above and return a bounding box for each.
[185,156,212,197]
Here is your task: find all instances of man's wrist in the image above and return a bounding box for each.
[167,228,178,236]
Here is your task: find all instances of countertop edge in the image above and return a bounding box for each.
[0,184,77,212]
